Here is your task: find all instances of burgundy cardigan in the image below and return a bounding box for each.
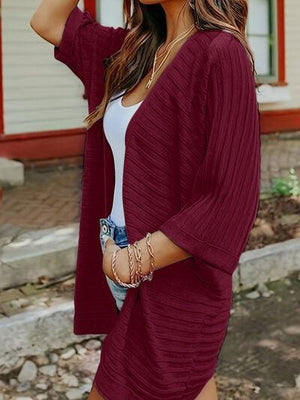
[54,7,261,400]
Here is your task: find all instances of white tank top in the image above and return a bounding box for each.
[103,89,143,226]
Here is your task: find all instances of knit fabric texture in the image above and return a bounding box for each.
[54,6,261,400]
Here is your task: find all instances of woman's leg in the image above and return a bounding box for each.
[194,375,218,400]
[87,382,106,400]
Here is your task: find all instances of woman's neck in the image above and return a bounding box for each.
[160,0,196,45]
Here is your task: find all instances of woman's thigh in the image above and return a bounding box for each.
[87,382,105,400]
[195,375,218,400]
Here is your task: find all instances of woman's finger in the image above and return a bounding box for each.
[102,234,115,248]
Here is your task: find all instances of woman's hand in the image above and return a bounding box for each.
[102,230,191,286]
[102,238,131,284]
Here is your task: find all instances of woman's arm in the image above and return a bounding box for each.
[30,1,128,88]
[30,0,80,47]
[103,231,191,284]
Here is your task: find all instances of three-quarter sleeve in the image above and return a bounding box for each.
[54,6,128,88]
[158,35,261,276]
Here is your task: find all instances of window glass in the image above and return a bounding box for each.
[96,0,123,27]
[247,0,277,82]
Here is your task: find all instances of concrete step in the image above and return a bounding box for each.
[0,224,79,290]
[235,237,300,291]
[0,157,24,188]
[0,277,99,374]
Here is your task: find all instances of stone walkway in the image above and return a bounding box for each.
[0,272,299,400]
[0,166,82,230]
[0,132,299,231]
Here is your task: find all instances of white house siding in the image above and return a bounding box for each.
[2,0,88,135]
[260,0,300,111]
[2,0,299,131]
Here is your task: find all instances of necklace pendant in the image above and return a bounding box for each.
[146,78,153,89]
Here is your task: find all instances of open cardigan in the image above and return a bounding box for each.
[54,6,261,400]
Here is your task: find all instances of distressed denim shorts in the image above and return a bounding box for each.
[99,214,129,312]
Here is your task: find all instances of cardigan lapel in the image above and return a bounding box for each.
[118,30,204,242]
[123,29,201,147]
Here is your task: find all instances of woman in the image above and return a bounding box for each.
[30,0,261,399]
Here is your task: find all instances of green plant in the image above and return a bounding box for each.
[271,168,300,196]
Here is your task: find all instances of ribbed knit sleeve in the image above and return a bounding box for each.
[159,35,261,276]
[54,6,128,90]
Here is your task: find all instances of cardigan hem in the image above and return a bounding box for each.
[159,218,240,276]
[73,313,118,335]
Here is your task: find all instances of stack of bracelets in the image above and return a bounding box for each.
[111,232,155,288]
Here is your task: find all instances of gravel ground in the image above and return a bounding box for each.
[217,271,300,400]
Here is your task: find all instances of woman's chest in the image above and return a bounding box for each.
[103,89,143,154]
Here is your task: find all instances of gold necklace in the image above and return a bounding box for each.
[155,24,196,60]
[146,24,196,89]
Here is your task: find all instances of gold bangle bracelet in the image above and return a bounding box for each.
[145,232,155,281]
[111,248,140,288]
[133,241,143,283]
[111,232,156,288]
[127,243,136,285]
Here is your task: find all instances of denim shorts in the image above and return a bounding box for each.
[99,214,129,312]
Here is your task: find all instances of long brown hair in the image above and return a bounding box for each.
[84,0,255,129]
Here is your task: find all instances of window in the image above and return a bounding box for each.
[96,0,123,27]
[247,0,278,84]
